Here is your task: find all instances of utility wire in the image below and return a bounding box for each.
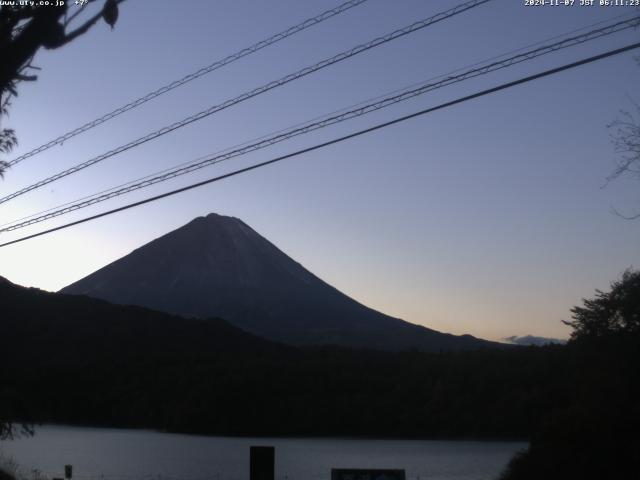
[1,15,638,233]
[3,9,636,230]
[6,0,370,167]
[1,41,638,249]
[0,0,493,206]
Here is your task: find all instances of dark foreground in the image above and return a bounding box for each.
[0,277,567,438]
[1,273,639,479]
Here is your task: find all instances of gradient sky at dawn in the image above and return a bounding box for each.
[0,0,639,341]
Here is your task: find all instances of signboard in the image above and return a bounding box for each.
[250,446,274,480]
[331,469,406,480]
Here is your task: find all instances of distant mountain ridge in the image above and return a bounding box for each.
[504,335,567,346]
[62,213,502,352]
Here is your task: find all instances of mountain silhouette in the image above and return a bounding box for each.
[62,213,500,351]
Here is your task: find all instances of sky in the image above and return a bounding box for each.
[0,0,638,342]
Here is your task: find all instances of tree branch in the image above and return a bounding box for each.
[611,206,640,220]
[14,73,37,81]
[58,0,126,47]
[64,3,87,28]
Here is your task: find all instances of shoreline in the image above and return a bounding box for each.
[5,423,530,444]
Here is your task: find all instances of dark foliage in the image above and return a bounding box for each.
[562,268,640,339]
[2,270,638,480]
[0,1,122,177]
[500,271,640,479]
[2,277,562,439]
[499,332,640,479]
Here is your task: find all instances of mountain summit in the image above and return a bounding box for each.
[62,213,499,351]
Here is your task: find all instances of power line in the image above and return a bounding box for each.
[6,0,371,168]
[0,0,493,206]
[2,14,637,233]
[3,9,636,231]
[2,40,638,249]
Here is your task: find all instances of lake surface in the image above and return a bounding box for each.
[0,426,526,480]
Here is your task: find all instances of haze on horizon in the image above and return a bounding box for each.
[0,0,638,342]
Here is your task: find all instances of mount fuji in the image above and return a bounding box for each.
[61,213,500,351]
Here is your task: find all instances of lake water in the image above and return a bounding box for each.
[0,426,526,480]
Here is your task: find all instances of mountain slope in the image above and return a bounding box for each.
[61,213,501,351]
